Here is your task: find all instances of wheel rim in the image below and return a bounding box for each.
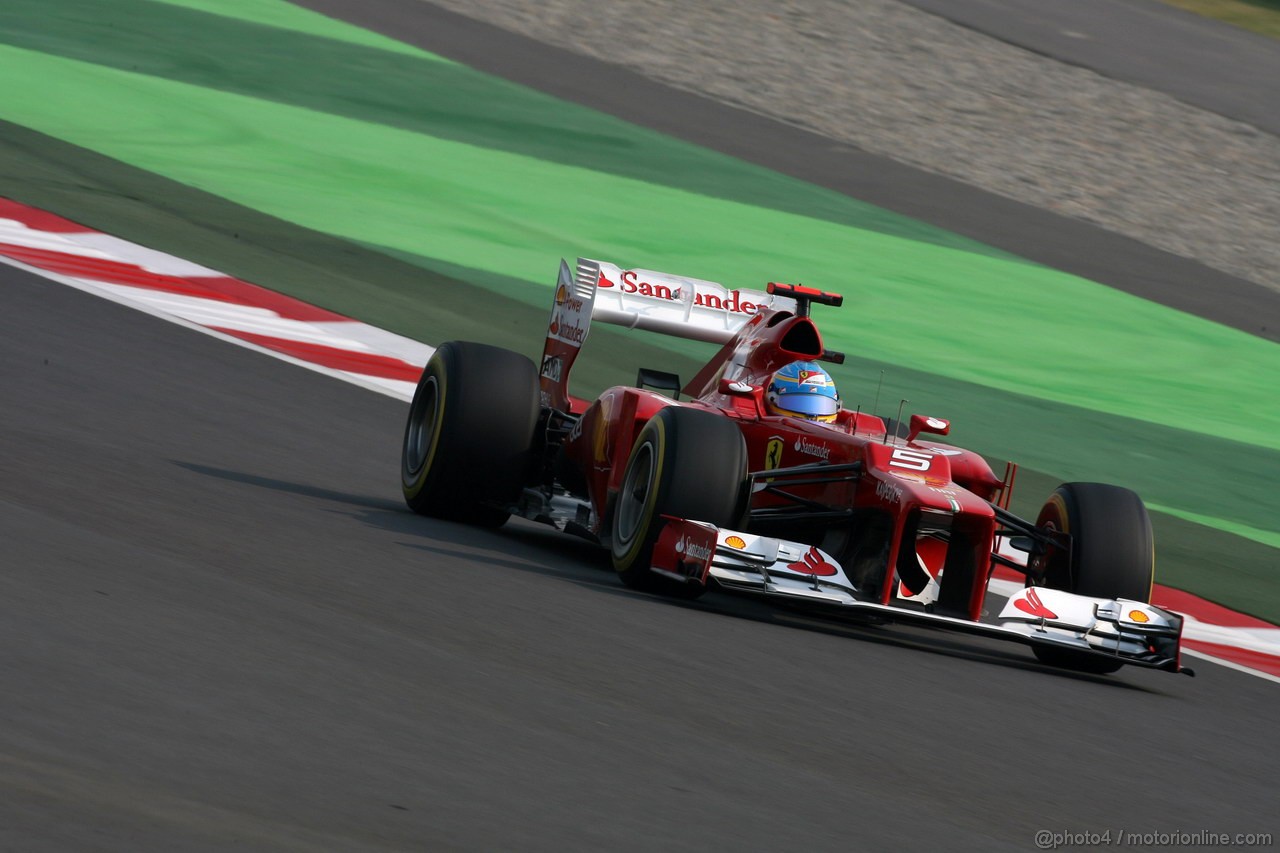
[616,440,656,546]
[404,376,440,477]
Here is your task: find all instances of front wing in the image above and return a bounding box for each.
[652,518,1192,676]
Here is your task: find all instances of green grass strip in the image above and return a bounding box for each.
[1148,504,1280,551]
[1158,0,1280,39]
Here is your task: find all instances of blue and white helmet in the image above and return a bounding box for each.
[766,361,840,422]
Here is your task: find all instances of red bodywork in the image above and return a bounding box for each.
[557,303,1010,622]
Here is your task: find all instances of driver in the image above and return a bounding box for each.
[765,361,840,423]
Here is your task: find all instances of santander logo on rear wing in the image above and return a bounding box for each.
[539,257,797,410]
[593,259,794,344]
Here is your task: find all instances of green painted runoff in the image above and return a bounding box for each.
[0,0,1007,258]
[0,0,1274,617]
[1,121,1274,621]
[0,43,1273,457]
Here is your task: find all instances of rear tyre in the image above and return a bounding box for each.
[1028,482,1154,673]
[401,341,540,527]
[610,406,749,597]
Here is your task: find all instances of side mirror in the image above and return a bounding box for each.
[637,368,681,399]
[906,414,950,444]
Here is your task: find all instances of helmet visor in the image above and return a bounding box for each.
[774,392,839,417]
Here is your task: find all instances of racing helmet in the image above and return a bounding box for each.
[765,361,840,423]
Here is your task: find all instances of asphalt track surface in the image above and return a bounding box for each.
[3,2,1278,851]
[3,260,1278,850]
[901,0,1280,135]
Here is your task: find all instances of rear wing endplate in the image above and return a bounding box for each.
[539,257,796,410]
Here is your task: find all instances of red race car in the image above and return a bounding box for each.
[401,258,1192,677]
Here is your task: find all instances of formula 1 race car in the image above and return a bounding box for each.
[400,258,1193,677]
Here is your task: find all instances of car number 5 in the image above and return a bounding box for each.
[890,448,933,471]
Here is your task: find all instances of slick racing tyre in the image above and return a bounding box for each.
[610,406,749,597]
[401,341,540,527]
[1028,482,1155,674]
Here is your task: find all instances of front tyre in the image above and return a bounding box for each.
[401,341,540,527]
[1028,482,1155,673]
[610,406,748,597]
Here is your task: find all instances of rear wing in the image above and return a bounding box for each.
[539,257,797,410]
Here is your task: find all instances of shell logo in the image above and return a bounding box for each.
[554,283,569,305]
[1128,610,1151,623]
[725,535,746,549]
